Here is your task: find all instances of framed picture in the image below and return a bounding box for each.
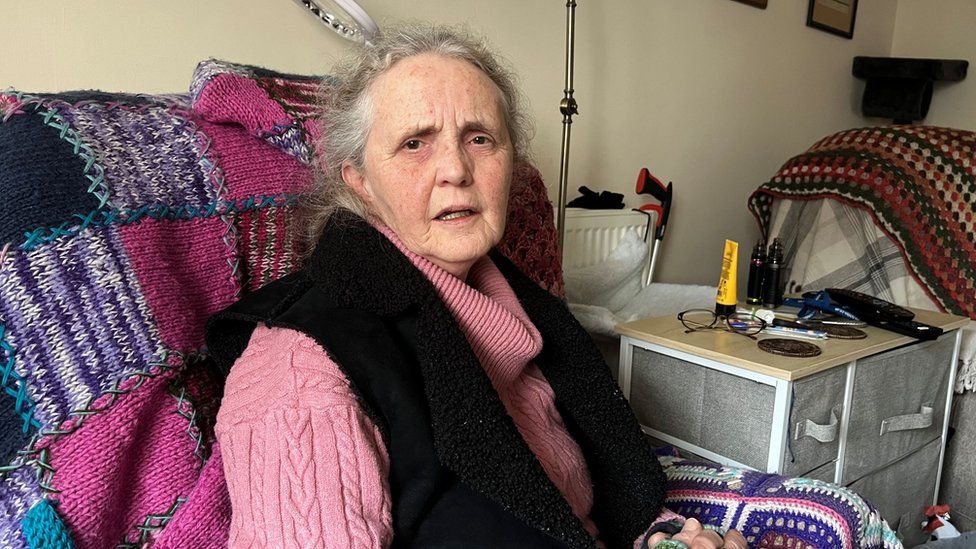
[732,0,767,8]
[807,0,858,39]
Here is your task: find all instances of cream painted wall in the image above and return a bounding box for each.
[891,0,976,130]
[567,0,896,285]
[3,3,347,92]
[4,1,902,285]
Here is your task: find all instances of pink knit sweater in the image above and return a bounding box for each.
[215,227,677,547]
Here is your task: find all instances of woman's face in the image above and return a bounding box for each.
[342,53,514,280]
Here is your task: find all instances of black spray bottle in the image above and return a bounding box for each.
[746,240,766,305]
[762,238,784,309]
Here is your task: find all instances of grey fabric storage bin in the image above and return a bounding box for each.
[631,349,704,443]
[630,348,775,470]
[785,366,846,476]
[849,438,942,548]
[842,336,954,483]
[803,460,837,483]
[910,531,976,549]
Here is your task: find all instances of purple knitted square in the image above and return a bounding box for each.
[0,465,42,549]
[0,224,166,431]
[55,100,219,212]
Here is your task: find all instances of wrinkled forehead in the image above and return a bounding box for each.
[367,53,509,127]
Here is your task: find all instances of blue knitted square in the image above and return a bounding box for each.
[0,108,101,246]
[0,381,32,466]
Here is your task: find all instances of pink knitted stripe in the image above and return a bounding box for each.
[193,73,292,135]
[236,207,301,292]
[253,205,270,286]
[255,77,320,117]
[48,368,200,548]
[153,443,232,548]
[119,217,238,351]
[302,117,323,145]
[271,209,288,281]
[200,120,313,199]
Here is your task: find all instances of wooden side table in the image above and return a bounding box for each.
[615,308,968,546]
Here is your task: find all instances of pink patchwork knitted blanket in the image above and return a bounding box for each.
[0,59,563,547]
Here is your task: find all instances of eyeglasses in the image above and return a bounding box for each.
[677,309,767,340]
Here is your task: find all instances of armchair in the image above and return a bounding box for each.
[0,61,899,548]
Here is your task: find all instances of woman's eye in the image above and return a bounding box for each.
[471,135,491,145]
[403,139,422,150]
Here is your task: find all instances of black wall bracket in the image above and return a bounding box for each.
[852,57,968,124]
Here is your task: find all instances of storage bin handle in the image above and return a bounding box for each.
[880,405,933,436]
[794,410,839,443]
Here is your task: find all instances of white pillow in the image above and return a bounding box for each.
[618,283,718,322]
[564,229,647,313]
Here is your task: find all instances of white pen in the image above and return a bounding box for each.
[762,325,828,340]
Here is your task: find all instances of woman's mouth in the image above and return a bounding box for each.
[435,209,476,221]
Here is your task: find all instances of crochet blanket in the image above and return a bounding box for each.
[0,59,563,548]
[658,454,900,549]
[749,126,976,320]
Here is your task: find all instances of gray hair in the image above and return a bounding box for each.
[302,23,531,246]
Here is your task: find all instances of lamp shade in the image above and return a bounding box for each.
[290,0,380,45]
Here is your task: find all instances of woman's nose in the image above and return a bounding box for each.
[436,141,472,186]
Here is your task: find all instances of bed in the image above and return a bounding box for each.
[748,124,976,532]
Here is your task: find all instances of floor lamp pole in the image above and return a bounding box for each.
[556,0,578,252]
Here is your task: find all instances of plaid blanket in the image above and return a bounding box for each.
[764,198,976,393]
[749,126,976,320]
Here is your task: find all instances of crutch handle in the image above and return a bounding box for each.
[635,168,672,240]
[635,167,667,201]
[637,204,664,227]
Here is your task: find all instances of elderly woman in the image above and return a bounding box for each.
[206,25,847,549]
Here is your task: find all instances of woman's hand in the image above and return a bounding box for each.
[647,518,748,549]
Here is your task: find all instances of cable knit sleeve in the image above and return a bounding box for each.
[215,325,393,548]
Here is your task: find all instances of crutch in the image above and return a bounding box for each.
[634,167,672,286]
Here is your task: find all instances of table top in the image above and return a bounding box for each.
[615,307,969,381]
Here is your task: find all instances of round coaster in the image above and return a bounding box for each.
[758,338,822,357]
[804,322,867,339]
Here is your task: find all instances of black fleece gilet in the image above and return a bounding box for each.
[205,215,666,548]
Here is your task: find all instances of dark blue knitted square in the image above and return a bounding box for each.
[0,386,32,466]
[0,111,101,245]
[47,90,156,105]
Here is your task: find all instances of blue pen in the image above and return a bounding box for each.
[763,325,828,340]
[781,291,861,321]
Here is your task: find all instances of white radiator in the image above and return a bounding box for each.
[562,208,658,286]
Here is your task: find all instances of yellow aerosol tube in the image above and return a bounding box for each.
[715,239,738,317]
